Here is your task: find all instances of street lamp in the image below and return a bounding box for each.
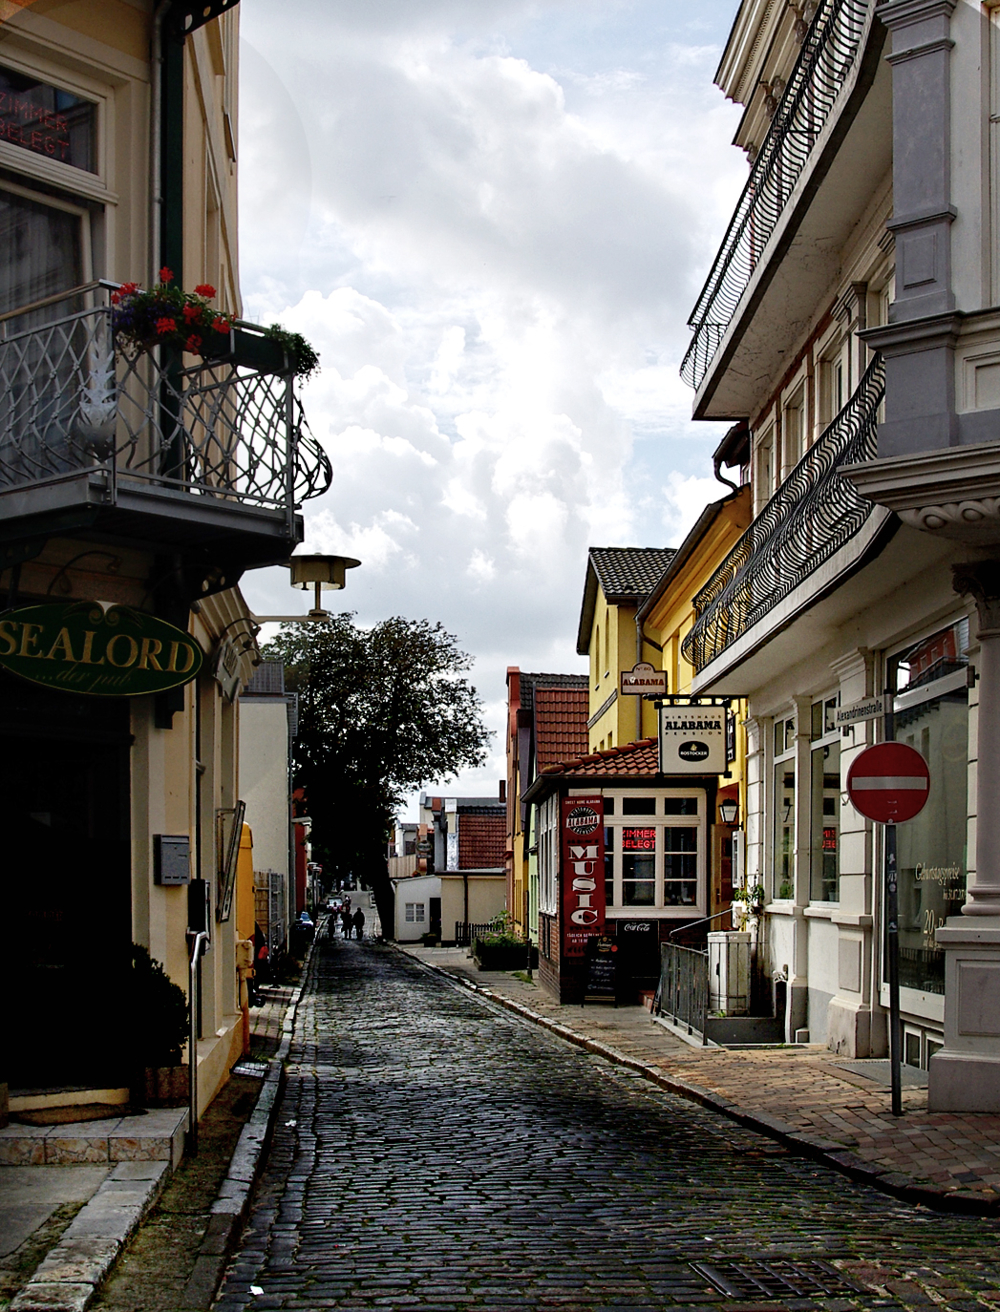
[719,797,739,826]
[250,553,361,623]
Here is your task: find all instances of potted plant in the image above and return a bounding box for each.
[472,913,539,971]
[129,945,190,1106]
[111,271,320,379]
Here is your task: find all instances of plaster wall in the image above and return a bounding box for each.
[239,700,291,881]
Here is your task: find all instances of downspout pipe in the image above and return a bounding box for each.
[150,2,171,287]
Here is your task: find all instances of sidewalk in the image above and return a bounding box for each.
[399,943,1000,1215]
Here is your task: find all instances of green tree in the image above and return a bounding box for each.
[263,614,491,936]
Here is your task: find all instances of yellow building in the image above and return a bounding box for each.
[576,547,675,753]
[1,2,328,1124]
[573,484,753,925]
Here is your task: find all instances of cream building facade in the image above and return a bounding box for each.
[681,0,1000,1109]
[2,1,328,1122]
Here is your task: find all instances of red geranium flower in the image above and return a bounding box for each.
[158,267,174,284]
[212,317,231,334]
[110,291,121,305]
[120,282,139,295]
[185,334,202,353]
[155,317,176,335]
[182,303,202,324]
[194,283,216,299]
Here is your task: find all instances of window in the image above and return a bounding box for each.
[755,425,774,514]
[0,65,96,173]
[603,791,705,913]
[809,695,840,902]
[0,186,84,315]
[889,618,970,996]
[404,903,425,924]
[772,715,796,900]
[782,386,804,476]
[537,793,559,914]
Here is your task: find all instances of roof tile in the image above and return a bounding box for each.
[589,547,676,601]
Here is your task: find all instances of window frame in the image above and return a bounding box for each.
[601,788,706,917]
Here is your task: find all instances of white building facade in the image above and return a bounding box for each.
[683,0,1000,1109]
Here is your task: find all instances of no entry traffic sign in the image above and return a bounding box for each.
[846,742,930,824]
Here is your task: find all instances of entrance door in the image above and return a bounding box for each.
[429,896,441,940]
[2,672,131,1091]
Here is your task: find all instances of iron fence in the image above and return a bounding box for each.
[680,0,872,391]
[655,941,709,1043]
[0,282,332,515]
[681,352,884,674]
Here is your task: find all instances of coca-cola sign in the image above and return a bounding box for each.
[561,796,606,958]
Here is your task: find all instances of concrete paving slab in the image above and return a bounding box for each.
[0,1166,109,1257]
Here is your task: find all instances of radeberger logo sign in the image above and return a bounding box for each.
[0,601,203,696]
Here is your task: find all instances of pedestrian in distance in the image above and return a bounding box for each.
[341,907,352,936]
[354,908,365,941]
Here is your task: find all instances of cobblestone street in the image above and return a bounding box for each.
[215,937,1000,1311]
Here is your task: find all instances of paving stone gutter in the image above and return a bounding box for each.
[400,947,1000,1220]
[10,940,314,1312]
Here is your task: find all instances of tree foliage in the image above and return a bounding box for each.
[263,614,491,935]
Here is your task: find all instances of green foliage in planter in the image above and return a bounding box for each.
[475,910,524,949]
[261,323,321,380]
[131,944,188,1067]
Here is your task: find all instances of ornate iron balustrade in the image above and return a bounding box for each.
[0,282,332,512]
[682,352,884,674]
[681,0,871,392]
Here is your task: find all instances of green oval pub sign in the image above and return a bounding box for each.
[0,602,204,697]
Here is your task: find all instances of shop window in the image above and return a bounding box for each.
[662,826,698,906]
[772,716,796,900]
[621,826,656,905]
[604,825,615,907]
[404,903,425,924]
[888,618,969,996]
[810,694,840,902]
[663,797,698,815]
[602,789,706,913]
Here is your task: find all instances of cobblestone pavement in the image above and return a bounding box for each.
[402,946,1000,1210]
[214,937,1000,1312]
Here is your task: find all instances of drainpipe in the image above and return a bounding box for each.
[149,2,170,286]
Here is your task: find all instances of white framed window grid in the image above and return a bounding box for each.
[601,789,706,915]
[404,903,425,924]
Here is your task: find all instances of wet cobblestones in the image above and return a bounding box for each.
[214,938,1000,1311]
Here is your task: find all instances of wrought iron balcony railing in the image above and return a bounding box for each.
[681,352,884,674]
[680,0,871,392]
[0,282,332,521]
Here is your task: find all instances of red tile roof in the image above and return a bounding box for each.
[534,684,589,770]
[540,736,660,778]
[458,813,505,869]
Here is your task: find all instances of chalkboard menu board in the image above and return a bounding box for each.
[583,935,618,1006]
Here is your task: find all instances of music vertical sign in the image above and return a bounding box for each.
[561,796,606,958]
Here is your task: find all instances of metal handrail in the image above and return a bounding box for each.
[680,0,872,392]
[681,352,884,673]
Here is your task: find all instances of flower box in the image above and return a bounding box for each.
[472,939,538,971]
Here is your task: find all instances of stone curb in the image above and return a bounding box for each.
[10,1161,172,1312]
[178,930,319,1310]
[396,946,1000,1220]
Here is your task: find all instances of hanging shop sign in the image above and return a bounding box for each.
[620,661,667,696]
[561,795,606,959]
[0,601,203,697]
[658,703,727,774]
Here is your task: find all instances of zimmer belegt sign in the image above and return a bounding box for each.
[0,601,203,696]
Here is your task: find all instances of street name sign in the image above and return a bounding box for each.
[846,742,930,824]
[835,694,886,728]
[620,661,667,696]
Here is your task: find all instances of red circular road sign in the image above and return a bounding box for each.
[846,742,930,824]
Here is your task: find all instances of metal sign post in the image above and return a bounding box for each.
[846,739,930,1118]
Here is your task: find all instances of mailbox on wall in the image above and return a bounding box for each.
[154,834,191,886]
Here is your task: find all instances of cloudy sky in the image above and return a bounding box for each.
[237,0,746,814]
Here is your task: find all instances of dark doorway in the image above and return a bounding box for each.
[1,671,132,1091]
[429,897,441,941]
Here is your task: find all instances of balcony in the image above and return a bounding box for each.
[681,0,882,414]
[682,353,885,678]
[0,283,332,566]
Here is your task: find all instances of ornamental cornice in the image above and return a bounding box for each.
[842,440,1000,545]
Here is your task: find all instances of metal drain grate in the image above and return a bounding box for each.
[691,1259,861,1300]
[231,1059,270,1078]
